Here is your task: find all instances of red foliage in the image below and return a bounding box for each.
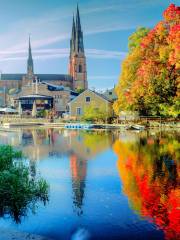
[163,4,180,23]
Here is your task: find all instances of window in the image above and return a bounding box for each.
[109,91,112,95]
[86,97,91,102]
[79,65,82,73]
[76,107,82,115]
[28,100,33,104]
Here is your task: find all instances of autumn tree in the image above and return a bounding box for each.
[114,4,180,117]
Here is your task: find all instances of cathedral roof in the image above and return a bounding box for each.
[18,94,53,99]
[36,74,73,81]
[0,74,73,82]
[1,74,25,81]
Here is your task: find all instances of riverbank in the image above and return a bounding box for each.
[0,115,180,129]
[1,121,180,130]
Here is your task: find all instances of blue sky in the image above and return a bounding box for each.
[0,0,179,89]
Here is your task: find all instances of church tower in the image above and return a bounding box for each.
[69,5,87,91]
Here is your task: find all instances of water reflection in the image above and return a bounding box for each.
[0,128,115,217]
[113,132,180,240]
[0,128,114,161]
[0,128,179,239]
[70,155,87,215]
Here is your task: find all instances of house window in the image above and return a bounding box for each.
[86,97,91,102]
[76,107,82,115]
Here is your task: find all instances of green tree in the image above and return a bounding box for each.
[128,27,150,52]
[82,102,111,122]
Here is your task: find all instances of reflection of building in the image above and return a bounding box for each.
[0,128,116,162]
[0,5,87,113]
[70,155,87,215]
[0,128,117,218]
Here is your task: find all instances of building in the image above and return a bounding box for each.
[103,87,117,102]
[17,94,54,113]
[68,89,113,118]
[0,5,87,114]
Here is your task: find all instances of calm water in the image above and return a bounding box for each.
[0,128,179,240]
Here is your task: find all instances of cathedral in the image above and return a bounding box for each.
[0,5,87,114]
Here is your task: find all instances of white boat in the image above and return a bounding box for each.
[125,124,145,130]
[132,125,145,130]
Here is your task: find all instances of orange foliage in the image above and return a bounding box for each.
[114,4,180,115]
[113,136,180,240]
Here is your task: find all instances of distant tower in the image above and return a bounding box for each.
[23,36,34,87]
[27,36,34,78]
[69,5,87,91]
[22,36,34,87]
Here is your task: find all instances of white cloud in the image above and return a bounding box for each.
[0,48,127,62]
[0,0,158,55]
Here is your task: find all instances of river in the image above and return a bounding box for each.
[0,128,179,240]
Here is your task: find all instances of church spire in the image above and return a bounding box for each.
[69,4,87,90]
[70,15,76,56]
[76,4,81,33]
[27,35,34,75]
[75,4,84,53]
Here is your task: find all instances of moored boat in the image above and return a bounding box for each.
[125,124,145,130]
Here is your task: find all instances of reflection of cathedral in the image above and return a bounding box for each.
[70,155,87,215]
[0,5,87,114]
[0,128,116,216]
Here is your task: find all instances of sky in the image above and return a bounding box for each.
[0,0,179,90]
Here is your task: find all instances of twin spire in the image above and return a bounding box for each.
[27,5,84,75]
[70,5,84,55]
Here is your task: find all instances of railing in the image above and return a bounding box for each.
[139,116,180,123]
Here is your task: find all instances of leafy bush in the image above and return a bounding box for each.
[0,145,49,223]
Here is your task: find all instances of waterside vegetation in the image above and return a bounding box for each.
[0,145,49,223]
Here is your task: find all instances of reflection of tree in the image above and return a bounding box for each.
[113,134,180,240]
[0,145,49,223]
[69,130,114,161]
[70,155,87,216]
